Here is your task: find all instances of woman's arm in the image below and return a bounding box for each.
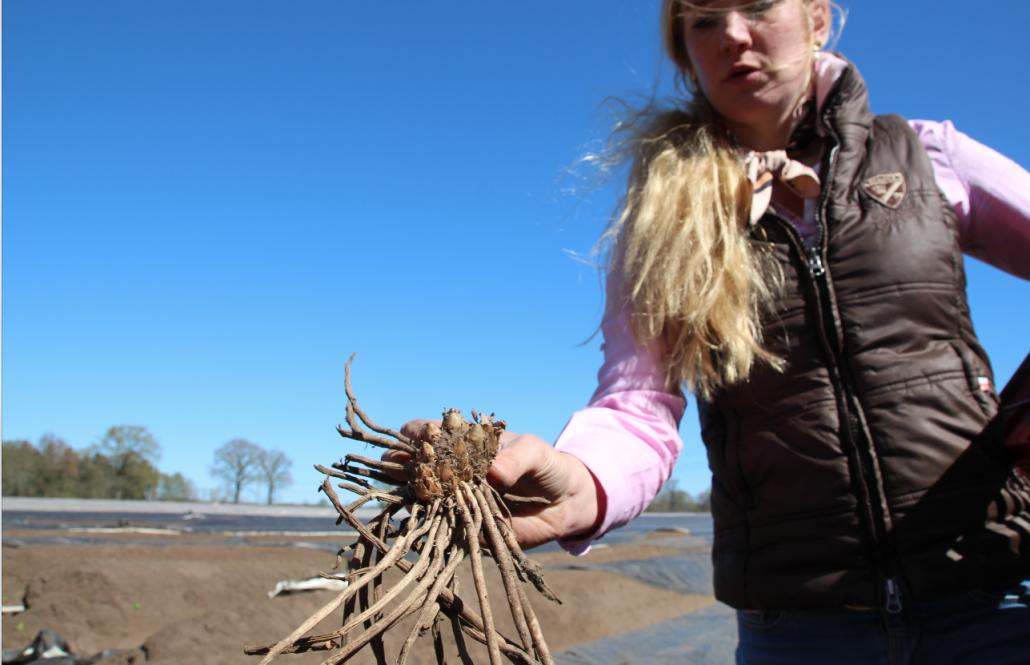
[911,119,1030,279]
[548,302,686,553]
[400,296,685,553]
[488,275,686,553]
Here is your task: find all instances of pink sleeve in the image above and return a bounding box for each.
[910,119,1030,279]
[553,285,686,554]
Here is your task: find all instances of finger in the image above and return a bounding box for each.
[508,518,547,550]
[498,431,520,449]
[487,435,548,490]
[379,450,412,482]
[381,450,411,464]
[507,511,564,550]
[400,419,435,440]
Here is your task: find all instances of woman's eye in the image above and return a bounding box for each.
[691,14,718,30]
[744,0,779,17]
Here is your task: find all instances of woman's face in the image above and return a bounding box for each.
[679,0,828,144]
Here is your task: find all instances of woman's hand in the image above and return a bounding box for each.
[397,420,605,550]
[489,431,606,550]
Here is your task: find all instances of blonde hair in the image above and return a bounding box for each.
[603,102,782,399]
[602,0,839,398]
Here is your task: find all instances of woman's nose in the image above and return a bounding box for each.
[720,11,753,51]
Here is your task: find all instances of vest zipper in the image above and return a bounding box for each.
[778,218,889,592]
[768,120,903,612]
[885,577,903,614]
[787,221,899,614]
[806,246,825,276]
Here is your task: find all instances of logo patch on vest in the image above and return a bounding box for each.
[861,172,906,209]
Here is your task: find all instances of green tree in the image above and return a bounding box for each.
[117,452,162,499]
[90,426,162,499]
[94,425,160,466]
[74,452,118,498]
[2,440,42,496]
[256,448,293,505]
[37,434,81,497]
[154,472,197,501]
[211,439,262,503]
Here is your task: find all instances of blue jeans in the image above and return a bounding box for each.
[736,581,1030,665]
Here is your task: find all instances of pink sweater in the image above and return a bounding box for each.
[555,60,1030,555]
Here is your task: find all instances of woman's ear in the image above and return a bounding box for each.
[810,0,831,48]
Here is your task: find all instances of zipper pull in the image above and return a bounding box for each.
[806,246,826,277]
[885,578,903,614]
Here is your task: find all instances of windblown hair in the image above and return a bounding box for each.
[601,0,841,398]
[602,100,783,399]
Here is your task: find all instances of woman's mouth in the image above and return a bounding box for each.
[726,64,762,82]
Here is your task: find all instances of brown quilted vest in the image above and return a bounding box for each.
[698,64,1030,611]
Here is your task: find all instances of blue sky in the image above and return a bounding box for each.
[4,1,1028,505]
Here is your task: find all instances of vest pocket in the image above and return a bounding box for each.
[950,340,999,420]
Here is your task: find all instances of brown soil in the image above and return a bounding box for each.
[531,542,687,566]
[642,528,694,541]
[2,540,712,664]
[2,529,352,545]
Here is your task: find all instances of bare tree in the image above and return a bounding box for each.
[257,448,293,505]
[211,439,262,504]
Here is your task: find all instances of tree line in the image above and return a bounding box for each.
[3,426,191,500]
[644,478,712,513]
[2,425,293,504]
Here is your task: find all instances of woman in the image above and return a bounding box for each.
[413,0,1030,661]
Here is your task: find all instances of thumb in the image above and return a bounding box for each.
[488,433,542,489]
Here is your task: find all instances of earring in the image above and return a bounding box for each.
[686,68,700,90]
[813,40,823,53]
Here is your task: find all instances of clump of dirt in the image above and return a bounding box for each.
[411,409,504,501]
